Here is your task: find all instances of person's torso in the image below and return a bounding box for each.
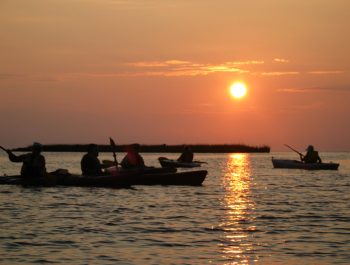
[21,154,45,177]
[304,151,319,163]
[81,154,101,175]
[122,153,144,168]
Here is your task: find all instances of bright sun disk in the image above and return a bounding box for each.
[230,82,247,99]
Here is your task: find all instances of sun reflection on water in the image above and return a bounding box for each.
[220,154,258,264]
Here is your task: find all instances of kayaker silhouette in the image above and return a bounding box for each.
[81,144,105,176]
[177,146,194,163]
[1,142,46,178]
[301,145,322,163]
[121,144,145,169]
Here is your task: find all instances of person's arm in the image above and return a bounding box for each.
[7,150,25,163]
[81,155,88,175]
[188,152,194,162]
[39,155,46,174]
[317,152,322,163]
[177,153,185,162]
[96,158,103,174]
[120,155,128,169]
[139,155,145,167]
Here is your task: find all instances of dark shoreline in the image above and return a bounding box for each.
[13,144,270,153]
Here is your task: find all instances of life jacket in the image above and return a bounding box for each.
[81,154,102,176]
[21,154,46,177]
[303,151,320,163]
[121,152,144,169]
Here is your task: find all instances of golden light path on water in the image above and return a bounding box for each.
[220,154,258,264]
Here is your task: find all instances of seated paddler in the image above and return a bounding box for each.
[177,145,194,163]
[120,144,145,169]
[301,145,322,163]
[1,142,46,178]
[81,144,106,176]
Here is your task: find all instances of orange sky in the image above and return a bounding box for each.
[1,0,349,151]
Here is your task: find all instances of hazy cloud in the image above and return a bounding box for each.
[128,62,168,67]
[277,86,350,93]
[260,72,299,76]
[274,58,289,63]
[126,60,262,77]
[276,88,308,93]
[308,70,344,75]
[53,59,347,80]
[165,60,191,65]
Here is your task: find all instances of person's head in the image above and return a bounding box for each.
[32,142,43,155]
[183,145,191,152]
[87,144,99,157]
[126,143,140,153]
[306,145,314,152]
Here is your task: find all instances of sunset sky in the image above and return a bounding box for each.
[1,0,349,151]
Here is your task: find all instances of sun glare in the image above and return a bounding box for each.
[230,82,247,99]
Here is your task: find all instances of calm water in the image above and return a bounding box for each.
[0,152,349,265]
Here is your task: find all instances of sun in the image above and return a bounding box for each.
[230,82,247,99]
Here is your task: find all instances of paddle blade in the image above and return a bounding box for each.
[109,137,116,148]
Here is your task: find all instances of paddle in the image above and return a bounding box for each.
[109,137,118,167]
[102,159,115,167]
[284,144,304,159]
[0,146,11,155]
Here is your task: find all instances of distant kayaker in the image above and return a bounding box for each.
[81,144,105,176]
[0,142,46,178]
[121,144,145,169]
[177,146,194,163]
[301,145,322,163]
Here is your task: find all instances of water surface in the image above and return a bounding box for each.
[0,152,349,264]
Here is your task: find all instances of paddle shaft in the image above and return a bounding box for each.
[284,144,304,157]
[0,146,10,154]
[109,137,118,166]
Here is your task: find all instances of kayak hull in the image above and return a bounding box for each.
[158,157,201,168]
[272,158,339,170]
[125,170,207,186]
[105,166,177,175]
[0,170,208,188]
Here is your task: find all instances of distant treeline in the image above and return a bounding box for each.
[13,144,270,153]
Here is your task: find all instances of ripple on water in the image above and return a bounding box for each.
[0,152,349,264]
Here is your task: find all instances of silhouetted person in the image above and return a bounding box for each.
[1,143,46,178]
[301,145,322,163]
[121,144,145,169]
[81,144,104,176]
[177,146,194,163]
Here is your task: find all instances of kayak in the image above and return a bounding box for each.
[104,166,177,175]
[124,170,207,186]
[272,158,339,170]
[158,157,202,168]
[0,169,208,187]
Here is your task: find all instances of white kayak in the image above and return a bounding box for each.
[158,157,202,168]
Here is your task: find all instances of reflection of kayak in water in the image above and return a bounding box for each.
[0,169,208,187]
[272,158,339,170]
[158,157,202,168]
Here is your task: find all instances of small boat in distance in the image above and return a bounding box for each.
[158,157,202,168]
[272,158,339,170]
